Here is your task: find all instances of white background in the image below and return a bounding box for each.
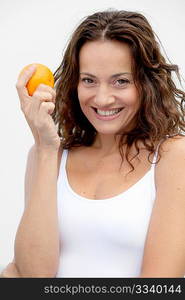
[0,0,185,267]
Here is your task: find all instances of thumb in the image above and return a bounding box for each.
[17,64,37,88]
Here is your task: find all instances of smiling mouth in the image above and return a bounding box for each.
[92,107,124,116]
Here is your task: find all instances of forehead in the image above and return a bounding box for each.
[78,40,133,73]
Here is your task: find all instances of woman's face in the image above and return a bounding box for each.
[77,39,140,135]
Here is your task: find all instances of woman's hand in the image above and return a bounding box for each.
[16,65,60,151]
[0,262,21,278]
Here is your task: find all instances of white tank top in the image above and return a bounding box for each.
[56,145,159,278]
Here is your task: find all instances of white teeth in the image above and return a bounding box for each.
[96,108,122,116]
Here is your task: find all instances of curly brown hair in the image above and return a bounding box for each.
[51,9,185,171]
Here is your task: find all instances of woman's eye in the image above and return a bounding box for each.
[115,79,130,86]
[81,78,94,84]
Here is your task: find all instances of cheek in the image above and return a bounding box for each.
[77,85,82,101]
[77,86,87,104]
[77,87,93,111]
[123,88,139,108]
[77,87,89,115]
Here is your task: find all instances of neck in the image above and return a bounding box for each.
[93,133,123,156]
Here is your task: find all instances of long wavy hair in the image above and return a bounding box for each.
[51,9,185,170]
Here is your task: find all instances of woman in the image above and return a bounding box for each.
[1,9,185,278]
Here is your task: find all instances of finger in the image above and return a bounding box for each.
[35,84,56,101]
[26,99,55,125]
[33,91,54,102]
[16,65,37,99]
[20,92,50,116]
[39,101,56,116]
[35,102,55,131]
[23,94,53,125]
[29,91,55,116]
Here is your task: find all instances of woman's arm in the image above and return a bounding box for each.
[14,144,61,277]
[9,66,62,278]
[140,136,185,277]
[1,144,62,278]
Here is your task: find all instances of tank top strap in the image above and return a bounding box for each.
[151,135,169,167]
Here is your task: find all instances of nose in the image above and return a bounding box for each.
[94,84,115,108]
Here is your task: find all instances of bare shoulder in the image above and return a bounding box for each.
[160,134,185,153]
[155,135,185,187]
[140,135,185,277]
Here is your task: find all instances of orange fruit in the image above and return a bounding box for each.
[20,63,54,96]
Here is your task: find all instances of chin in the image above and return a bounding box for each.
[93,126,122,135]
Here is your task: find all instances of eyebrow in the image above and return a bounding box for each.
[80,72,132,78]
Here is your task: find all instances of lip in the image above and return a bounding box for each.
[92,107,124,121]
